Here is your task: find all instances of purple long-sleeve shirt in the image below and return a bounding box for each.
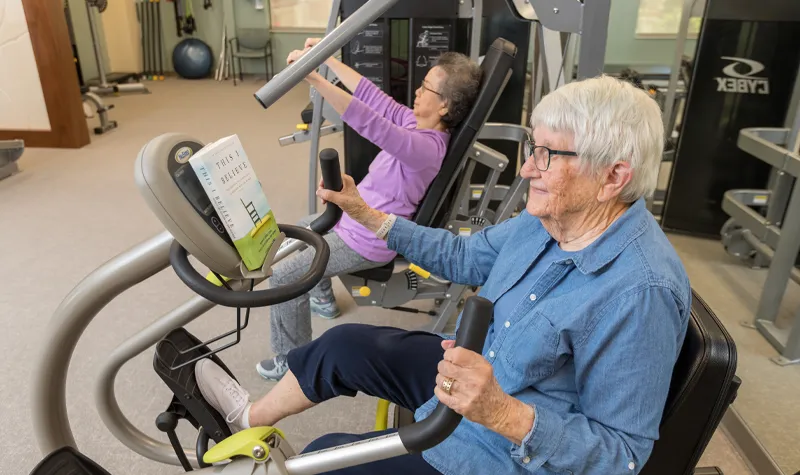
[333,77,450,262]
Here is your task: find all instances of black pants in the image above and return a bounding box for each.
[288,324,445,474]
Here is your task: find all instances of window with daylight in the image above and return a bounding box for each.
[636,0,702,38]
[270,0,334,29]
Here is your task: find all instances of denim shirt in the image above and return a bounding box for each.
[387,199,691,475]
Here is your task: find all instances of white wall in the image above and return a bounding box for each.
[0,0,51,131]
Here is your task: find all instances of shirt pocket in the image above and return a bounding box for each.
[501,312,560,385]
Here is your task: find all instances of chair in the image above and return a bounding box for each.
[229,28,274,86]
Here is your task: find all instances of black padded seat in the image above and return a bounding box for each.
[640,289,739,474]
[350,261,395,282]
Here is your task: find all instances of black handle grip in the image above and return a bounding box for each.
[310,148,343,234]
[398,297,493,453]
[170,225,330,308]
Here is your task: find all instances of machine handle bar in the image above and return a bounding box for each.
[309,148,343,233]
[397,296,494,452]
[170,226,327,308]
[253,0,400,109]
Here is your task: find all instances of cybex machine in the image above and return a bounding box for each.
[660,0,800,237]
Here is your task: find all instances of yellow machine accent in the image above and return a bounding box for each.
[203,426,286,464]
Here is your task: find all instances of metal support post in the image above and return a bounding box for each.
[85,0,109,87]
[663,0,700,129]
[307,0,343,215]
[533,24,548,104]
[563,33,577,84]
[752,104,800,364]
[470,0,483,61]
[756,180,800,362]
[576,0,610,79]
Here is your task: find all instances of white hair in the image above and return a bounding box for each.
[530,75,664,202]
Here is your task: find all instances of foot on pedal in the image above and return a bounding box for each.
[195,359,252,434]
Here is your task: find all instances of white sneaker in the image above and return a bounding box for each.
[195,359,251,433]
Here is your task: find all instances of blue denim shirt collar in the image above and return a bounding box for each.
[520,198,650,275]
[570,198,650,274]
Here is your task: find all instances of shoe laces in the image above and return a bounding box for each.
[223,381,249,424]
[274,355,289,372]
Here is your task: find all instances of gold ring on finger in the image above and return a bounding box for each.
[441,377,455,395]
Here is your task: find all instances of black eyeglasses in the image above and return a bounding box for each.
[523,134,578,171]
[421,81,442,96]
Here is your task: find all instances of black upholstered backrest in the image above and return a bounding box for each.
[413,38,517,227]
[641,290,739,475]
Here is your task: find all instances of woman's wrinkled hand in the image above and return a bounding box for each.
[286,48,310,66]
[434,340,513,430]
[316,174,373,223]
[304,37,322,49]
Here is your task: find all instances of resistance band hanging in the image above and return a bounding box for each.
[182,0,197,35]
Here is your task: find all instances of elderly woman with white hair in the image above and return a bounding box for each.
[196,75,691,475]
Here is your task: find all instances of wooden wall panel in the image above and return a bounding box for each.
[0,0,90,148]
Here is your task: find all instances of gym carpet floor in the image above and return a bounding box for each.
[2,79,795,474]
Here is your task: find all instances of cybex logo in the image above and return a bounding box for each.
[715,57,770,95]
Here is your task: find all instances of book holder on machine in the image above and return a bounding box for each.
[134,140,343,371]
[157,232,286,372]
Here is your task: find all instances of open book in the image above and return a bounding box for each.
[189,134,280,271]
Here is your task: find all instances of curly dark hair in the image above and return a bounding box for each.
[434,52,483,130]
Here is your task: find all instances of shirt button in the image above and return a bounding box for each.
[565,259,573,265]
[529,294,537,301]
[488,350,495,358]
[504,321,510,328]
[523,456,531,464]
[628,462,635,470]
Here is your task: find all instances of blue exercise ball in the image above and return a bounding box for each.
[173,38,213,79]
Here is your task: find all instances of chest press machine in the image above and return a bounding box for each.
[281,0,610,333]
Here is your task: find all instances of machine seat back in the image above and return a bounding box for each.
[641,290,739,475]
[348,38,517,284]
[412,37,517,228]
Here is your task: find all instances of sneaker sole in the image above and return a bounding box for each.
[256,362,285,381]
[310,305,341,320]
[312,311,341,320]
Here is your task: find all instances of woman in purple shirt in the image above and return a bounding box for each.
[258,38,482,380]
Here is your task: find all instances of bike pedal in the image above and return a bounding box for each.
[153,328,237,443]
